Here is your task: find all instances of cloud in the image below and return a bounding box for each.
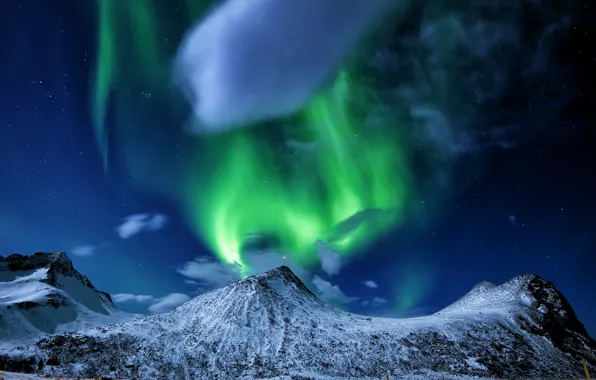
[111,292,191,314]
[69,242,111,258]
[146,214,168,231]
[70,245,97,257]
[312,275,358,304]
[112,293,154,303]
[372,1,577,157]
[174,0,391,132]
[177,256,240,288]
[116,213,168,239]
[362,297,388,307]
[148,293,191,314]
[316,242,342,276]
[372,297,388,306]
[362,280,378,289]
[326,209,395,244]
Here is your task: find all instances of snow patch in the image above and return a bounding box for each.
[0,263,134,349]
[538,304,548,314]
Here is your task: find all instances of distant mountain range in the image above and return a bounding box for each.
[1,252,594,379]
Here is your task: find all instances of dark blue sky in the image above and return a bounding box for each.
[1,1,595,337]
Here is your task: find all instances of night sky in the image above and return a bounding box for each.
[1,1,595,336]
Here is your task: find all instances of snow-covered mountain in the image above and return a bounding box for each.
[0,252,133,348]
[1,255,595,379]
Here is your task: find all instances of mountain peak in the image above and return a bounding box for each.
[1,252,116,313]
[166,264,328,330]
[1,251,73,273]
[511,274,590,338]
[439,273,590,344]
[1,252,129,345]
[471,280,496,291]
[252,265,318,299]
[257,265,298,281]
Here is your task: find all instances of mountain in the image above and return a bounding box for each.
[1,256,595,379]
[0,252,132,347]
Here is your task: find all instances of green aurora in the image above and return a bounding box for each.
[92,1,417,279]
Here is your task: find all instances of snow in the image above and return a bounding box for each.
[435,275,544,316]
[538,304,548,314]
[520,293,534,307]
[1,264,594,379]
[0,269,52,305]
[465,357,487,370]
[264,373,495,380]
[0,370,499,380]
[0,267,37,283]
[267,277,291,297]
[54,274,110,314]
[0,372,100,380]
[0,262,134,350]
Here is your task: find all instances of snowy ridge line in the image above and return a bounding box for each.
[0,252,135,348]
[1,255,595,379]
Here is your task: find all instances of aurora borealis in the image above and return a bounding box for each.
[92,0,411,272]
[186,73,411,273]
[1,0,595,337]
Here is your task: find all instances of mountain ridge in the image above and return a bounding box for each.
[1,253,595,379]
[1,251,115,306]
[0,252,131,347]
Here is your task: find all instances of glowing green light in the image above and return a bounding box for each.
[93,0,116,171]
[93,1,414,280]
[183,73,410,272]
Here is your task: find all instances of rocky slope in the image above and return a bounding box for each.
[1,256,595,379]
[0,252,133,348]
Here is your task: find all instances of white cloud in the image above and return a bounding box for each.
[112,293,154,304]
[116,215,146,239]
[111,292,190,314]
[71,245,97,257]
[372,297,388,306]
[362,280,378,289]
[148,293,190,314]
[174,0,389,132]
[177,256,240,288]
[312,275,357,304]
[146,214,168,231]
[116,213,168,239]
[316,242,341,276]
